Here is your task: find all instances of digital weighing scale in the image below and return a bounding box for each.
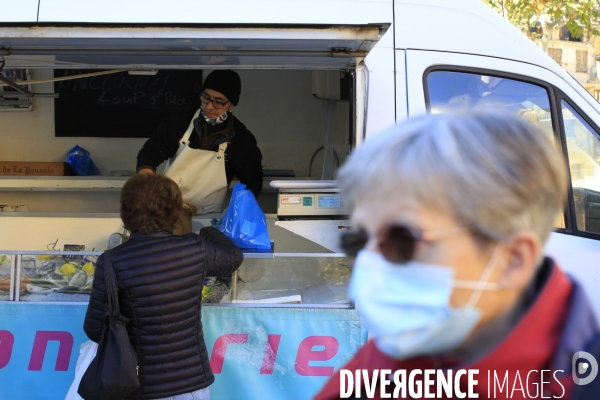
[270,180,350,219]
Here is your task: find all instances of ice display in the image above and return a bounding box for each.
[19,253,97,302]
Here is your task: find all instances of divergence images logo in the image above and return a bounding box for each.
[572,351,598,385]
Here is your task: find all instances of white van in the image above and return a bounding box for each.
[2,0,600,308]
[3,1,600,398]
[2,3,600,297]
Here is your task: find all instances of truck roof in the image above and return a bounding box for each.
[395,0,550,66]
[0,0,572,68]
[0,0,596,109]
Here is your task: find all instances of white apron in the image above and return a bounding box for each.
[164,109,228,214]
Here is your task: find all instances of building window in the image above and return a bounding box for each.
[576,50,588,73]
[560,26,583,42]
[548,48,562,64]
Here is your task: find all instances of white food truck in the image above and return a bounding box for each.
[1,0,600,399]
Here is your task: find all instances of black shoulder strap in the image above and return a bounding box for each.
[102,249,120,314]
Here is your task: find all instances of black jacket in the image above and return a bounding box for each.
[83,228,243,399]
[136,108,263,198]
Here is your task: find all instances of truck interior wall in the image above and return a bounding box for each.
[0,69,349,213]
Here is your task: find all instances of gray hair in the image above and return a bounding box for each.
[337,110,567,244]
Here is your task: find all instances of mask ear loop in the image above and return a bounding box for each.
[463,244,503,309]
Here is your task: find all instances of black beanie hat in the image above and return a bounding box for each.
[202,70,241,106]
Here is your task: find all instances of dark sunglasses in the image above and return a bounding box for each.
[340,225,467,264]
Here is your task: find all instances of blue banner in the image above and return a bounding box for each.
[0,304,366,400]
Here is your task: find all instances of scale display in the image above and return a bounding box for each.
[317,195,341,208]
[277,190,348,218]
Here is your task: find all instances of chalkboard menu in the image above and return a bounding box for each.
[54,70,202,138]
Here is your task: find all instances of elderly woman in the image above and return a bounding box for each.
[84,174,243,400]
[315,110,599,399]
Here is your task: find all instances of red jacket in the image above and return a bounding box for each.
[314,259,599,400]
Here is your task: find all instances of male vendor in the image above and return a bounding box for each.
[136,70,263,216]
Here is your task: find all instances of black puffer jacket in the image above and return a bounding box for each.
[83,228,243,400]
[136,108,263,198]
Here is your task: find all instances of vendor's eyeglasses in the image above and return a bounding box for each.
[340,224,468,264]
[200,93,230,109]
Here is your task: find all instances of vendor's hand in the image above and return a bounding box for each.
[138,168,155,175]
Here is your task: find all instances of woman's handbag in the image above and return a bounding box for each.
[77,249,140,400]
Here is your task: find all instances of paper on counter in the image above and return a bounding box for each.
[232,295,302,304]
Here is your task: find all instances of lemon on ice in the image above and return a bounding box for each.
[82,262,95,275]
[59,263,78,277]
[202,285,212,300]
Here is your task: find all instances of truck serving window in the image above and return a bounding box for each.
[0,23,389,214]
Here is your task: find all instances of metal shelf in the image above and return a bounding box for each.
[0,176,304,192]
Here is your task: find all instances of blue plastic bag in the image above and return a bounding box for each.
[219,184,271,250]
[64,145,101,176]
[210,207,228,229]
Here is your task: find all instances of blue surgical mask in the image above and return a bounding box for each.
[348,247,501,360]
